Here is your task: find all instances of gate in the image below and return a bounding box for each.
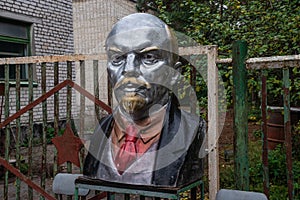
[0,54,112,200]
[218,41,300,200]
[247,52,300,200]
[1,43,299,200]
[0,45,220,200]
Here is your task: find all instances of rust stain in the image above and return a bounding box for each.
[52,124,83,167]
[0,80,112,129]
[261,74,270,198]
[0,157,56,200]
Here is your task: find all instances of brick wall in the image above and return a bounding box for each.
[0,0,74,55]
[0,0,75,125]
[72,0,137,128]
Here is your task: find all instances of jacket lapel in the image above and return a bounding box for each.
[152,99,199,186]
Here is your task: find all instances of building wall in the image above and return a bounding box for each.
[0,0,75,125]
[0,0,74,55]
[73,0,136,55]
[72,0,137,128]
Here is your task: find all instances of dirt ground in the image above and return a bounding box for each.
[0,109,261,199]
[218,109,261,164]
[219,109,260,148]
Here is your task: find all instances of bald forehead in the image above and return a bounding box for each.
[107,13,167,38]
[106,27,169,52]
[106,13,177,53]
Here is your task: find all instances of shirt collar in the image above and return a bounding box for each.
[113,105,167,143]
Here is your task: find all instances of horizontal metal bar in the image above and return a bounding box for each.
[247,55,300,69]
[75,184,178,199]
[177,180,203,194]
[0,54,107,65]
[178,45,217,55]
[216,58,232,64]
[1,52,298,70]
[0,46,217,65]
[0,35,30,44]
[216,55,300,68]
[0,81,38,87]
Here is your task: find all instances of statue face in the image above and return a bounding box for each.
[106,14,178,119]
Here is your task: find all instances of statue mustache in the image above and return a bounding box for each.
[115,77,151,90]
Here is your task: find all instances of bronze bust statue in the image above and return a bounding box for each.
[83,13,206,187]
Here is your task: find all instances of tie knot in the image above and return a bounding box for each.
[125,125,138,142]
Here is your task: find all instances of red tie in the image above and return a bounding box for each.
[114,125,138,174]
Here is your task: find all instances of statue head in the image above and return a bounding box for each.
[105,13,179,121]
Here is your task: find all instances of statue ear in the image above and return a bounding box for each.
[169,61,183,87]
[174,61,182,70]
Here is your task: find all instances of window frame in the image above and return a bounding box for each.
[0,17,33,83]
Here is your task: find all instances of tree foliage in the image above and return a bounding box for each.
[139,0,300,107]
[140,0,300,58]
[137,1,300,198]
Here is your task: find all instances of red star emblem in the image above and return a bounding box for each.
[52,124,83,167]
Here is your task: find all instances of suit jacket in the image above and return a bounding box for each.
[83,98,206,187]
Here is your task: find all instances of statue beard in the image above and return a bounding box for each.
[121,93,147,114]
[114,77,150,115]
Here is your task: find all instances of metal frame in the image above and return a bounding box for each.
[218,52,300,200]
[74,179,204,200]
[0,46,216,200]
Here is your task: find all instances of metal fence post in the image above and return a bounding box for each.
[28,63,34,200]
[261,71,270,198]
[283,68,294,200]
[232,40,249,191]
[15,64,21,200]
[4,64,10,200]
[41,62,48,200]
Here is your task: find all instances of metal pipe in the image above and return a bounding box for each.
[261,71,269,198]
[66,61,72,200]
[283,68,294,200]
[232,40,249,191]
[79,60,85,172]
[15,64,21,200]
[53,62,59,180]
[41,62,48,199]
[4,64,10,200]
[93,60,101,122]
[28,63,34,200]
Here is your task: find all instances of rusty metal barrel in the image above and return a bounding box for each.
[267,106,300,150]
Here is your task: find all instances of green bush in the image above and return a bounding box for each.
[220,141,300,199]
[46,127,65,144]
[139,0,300,110]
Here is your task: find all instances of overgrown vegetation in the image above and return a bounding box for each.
[138,0,300,199]
[220,139,300,200]
[139,0,299,57]
[138,0,300,108]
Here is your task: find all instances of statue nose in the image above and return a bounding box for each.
[122,53,139,77]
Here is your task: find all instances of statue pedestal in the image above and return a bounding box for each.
[74,177,204,200]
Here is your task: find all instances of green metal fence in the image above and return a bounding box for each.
[0,45,218,200]
[2,45,298,200]
[218,42,299,200]
[0,54,110,200]
[247,53,300,200]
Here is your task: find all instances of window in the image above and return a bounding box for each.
[0,17,31,80]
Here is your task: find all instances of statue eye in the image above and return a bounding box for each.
[142,52,161,65]
[110,54,125,66]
